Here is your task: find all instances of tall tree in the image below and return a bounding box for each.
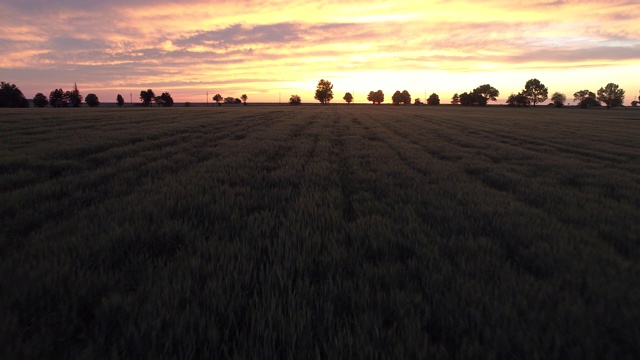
[343,92,353,104]
[140,89,155,106]
[427,93,440,105]
[33,93,49,108]
[155,92,174,107]
[367,90,384,104]
[85,93,100,107]
[401,90,411,105]
[597,83,625,109]
[49,88,68,108]
[573,89,590,103]
[391,90,403,105]
[451,93,460,105]
[523,78,548,106]
[473,84,499,106]
[67,83,83,107]
[551,92,566,108]
[0,82,29,108]
[212,93,223,106]
[116,94,125,107]
[241,94,248,105]
[314,79,334,105]
[573,90,599,108]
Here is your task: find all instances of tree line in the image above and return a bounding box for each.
[0,79,635,109]
[0,82,96,108]
[501,80,627,109]
[210,93,248,106]
[295,79,631,109]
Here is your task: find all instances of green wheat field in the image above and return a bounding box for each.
[1,105,639,358]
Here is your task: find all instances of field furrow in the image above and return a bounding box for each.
[1,106,639,359]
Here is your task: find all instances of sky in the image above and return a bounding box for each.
[1,0,639,104]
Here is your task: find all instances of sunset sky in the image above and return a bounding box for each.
[1,0,639,104]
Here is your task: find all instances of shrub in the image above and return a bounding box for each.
[85,93,100,107]
[289,95,301,105]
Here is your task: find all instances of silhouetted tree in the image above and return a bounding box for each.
[212,93,223,106]
[459,92,473,106]
[158,92,174,107]
[116,94,125,107]
[0,82,29,108]
[392,90,403,105]
[427,93,440,105]
[506,93,530,107]
[391,90,411,105]
[33,93,48,108]
[234,98,242,104]
[573,89,590,103]
[573,90,600,108]
[67,83,83,107]
[49,88,68,108]
[523,78,548,106]
[289,94,301,105]
[140,89,155,106]
[65,91,77,106]
[367,90,384,104]
[401,90,411,105]
[597,83,625,109]
[451,93,460,105]
[314,79,334,105]
[241,94,248,105]
[343,92,353,104]
[459,91,487,106]
[224,96,235,104]
[414,98,422,105]
[551,92,566,108]
[473,84,499,106]
[85,93,100,107]
[632,101,639,107]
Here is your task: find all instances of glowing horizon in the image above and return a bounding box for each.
[1,0,639,105]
